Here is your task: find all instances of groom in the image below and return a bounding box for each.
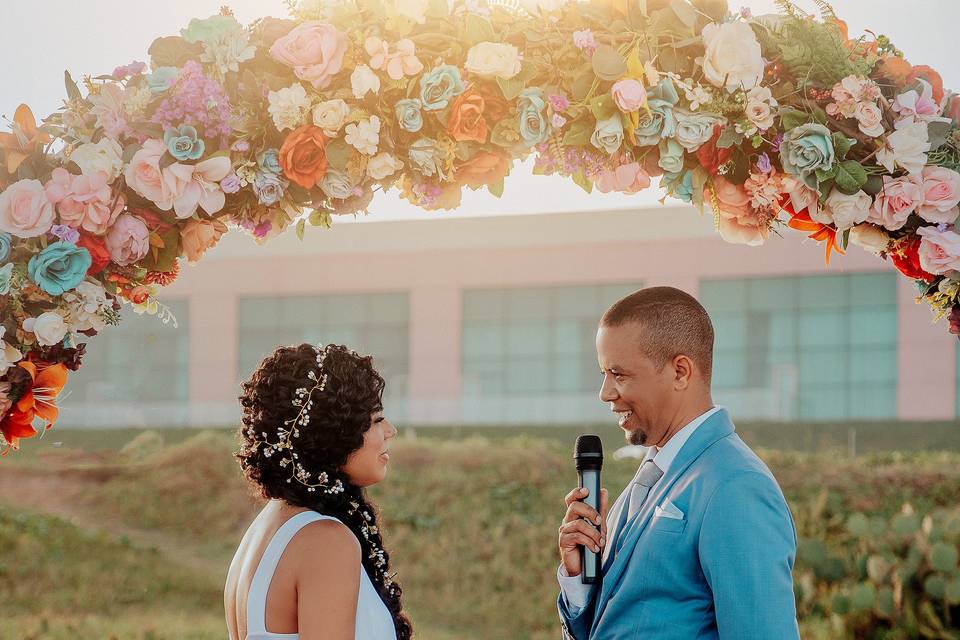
[557,286,799,639]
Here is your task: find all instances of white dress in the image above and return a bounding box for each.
[245,511,398,640]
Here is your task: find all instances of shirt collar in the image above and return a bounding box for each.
[643,405,721,475]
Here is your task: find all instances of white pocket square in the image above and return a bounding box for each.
[654,499,685,520]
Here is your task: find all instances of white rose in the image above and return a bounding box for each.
[815,189,872,231]
[69,138,124,181]
[877,118,931,176]
[22,311,69,347]
[465,42,522,79]
[267,83,311,132]
[394,0,428,23]
[745,86,777,131]
[366,152,404,180]
[854,102,884,137]
[64,280,109,332]
[849,223,891,255]
[0,326,23,374]
[700,21,764,93]
[312,99,351,136]
[351,64,381,99]
[319,168,358,199]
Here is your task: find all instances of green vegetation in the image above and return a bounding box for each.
[2,427,960,638]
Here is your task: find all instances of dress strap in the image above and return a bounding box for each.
[247,511,338,634]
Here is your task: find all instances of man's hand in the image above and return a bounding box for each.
[558,487,608,577]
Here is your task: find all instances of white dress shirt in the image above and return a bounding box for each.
[558,406,722,611]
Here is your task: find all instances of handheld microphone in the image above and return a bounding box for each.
[574,434,603,585]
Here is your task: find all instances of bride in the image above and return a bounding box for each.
[225,343,413,640]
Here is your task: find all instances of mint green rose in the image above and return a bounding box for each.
[180,15,243,44]
[658,139,685,174]
[517,88,549,146]
[395,99,424,133]
[635,78,679,146]
[591,115,624,155]
[674,110,725,152]
[419,65,464,111]
[0,263,12,296]
[780,123,836,189]
[0,232,10,263]
[27,241,91,296]
[164,125,205,161]
[147,67,180,93]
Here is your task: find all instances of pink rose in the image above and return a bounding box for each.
[105,213,150,266]
[853,101,884,137]
[125,139,185,211]
[0,179,55,238]
[918,166,960,224]
[180,217,227,265]
[868,174,924,231]
[44,168,125,235]
[611,79,647,112]
[709,177,769,246]
[594,162,651,194]
[269,21,348,89]
[916,226,960,275]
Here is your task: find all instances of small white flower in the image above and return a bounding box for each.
[351,64,381,99]
[366,151,404,180]
[267,83,312,132]
[344,116,381,155]
[22,311,69,347]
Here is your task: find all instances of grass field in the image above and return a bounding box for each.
[1,425,960,639]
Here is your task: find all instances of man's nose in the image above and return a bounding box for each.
[599,376,618,403]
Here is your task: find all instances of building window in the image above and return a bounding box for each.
[461,283,641,423]
[64,300,190,426]
[237,293,410,416]
[700,273,898,421]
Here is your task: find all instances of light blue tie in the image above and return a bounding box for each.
[604,459,663,564]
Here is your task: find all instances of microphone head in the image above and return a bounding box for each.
[574,434,603,469]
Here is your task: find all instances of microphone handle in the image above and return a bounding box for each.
[577,467,602,585]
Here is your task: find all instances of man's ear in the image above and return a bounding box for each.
[672,354,694,390]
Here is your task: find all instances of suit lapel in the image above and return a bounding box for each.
[591,409,735,633]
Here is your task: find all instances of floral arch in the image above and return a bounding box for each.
[1,0,959,451]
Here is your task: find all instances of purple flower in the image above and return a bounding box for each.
[756,153,772,174]
[232,140,251,153]
[549,94,570,113]
[771,133,784,152]
[50,224,80,244]
[152,61,233,148]
[221,174,242,194]
[112,61,147,80]
[253,221,272,238]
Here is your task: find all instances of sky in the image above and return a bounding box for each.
[1,0,958,223]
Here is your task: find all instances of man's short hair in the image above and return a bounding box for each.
[600,286,714,381]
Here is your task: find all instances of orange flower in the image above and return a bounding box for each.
[279,125,329,189]
[876,56,913,88]
[0,104,50,174]
[454,151,511,189]
[447,87,490,144]
[907,65,945,105]
[784,204,845,266]
[0,361,68,452]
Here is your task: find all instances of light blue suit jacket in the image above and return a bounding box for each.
[559,408,799,639]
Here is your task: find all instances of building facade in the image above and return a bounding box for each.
[61,205,960,428]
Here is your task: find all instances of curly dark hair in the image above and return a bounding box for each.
[236,343,412,639]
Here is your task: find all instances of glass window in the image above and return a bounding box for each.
[461,283,641,423]
[701,273,898,420]
[238,293,409,416]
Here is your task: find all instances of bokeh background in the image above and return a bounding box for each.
[1,1,960,639]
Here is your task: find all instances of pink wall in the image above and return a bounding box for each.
[166,231,958,421]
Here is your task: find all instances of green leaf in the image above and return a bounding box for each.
[669,0,697,28]
[571,70,595,102]
[925,574,947,599]
[591,45,626,82]
[148,36,203,68]
[588,95,617,121]
[834,160,868,195]
[780,108,811,131]
[496,75,526,101]
[929,119,952,151]
[847,512,869,537]
[295,219,306,241]
[849,583,876,613]
[831,131,853,160]
[572,170,593,193]
[488,178,504,198]
[831,593,851,616]
[946,578,960,604]
[875,587,895,618]
[562,120,594,147]
[142,228,180,273]
[464,14,496,45]
[716,127,743,150]
[931,543,959,573]
[64,70,82,102]
[815,165,838,183]
[308,209,331,228]
[325,138,353,170]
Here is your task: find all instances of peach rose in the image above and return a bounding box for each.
[279,125,329,189]
[180,217,228,265]
[454,152,511,189]
[44,168,125,235]
[709,177,770,246]
[916,226,960,275]
[0,179,55,238]
[447,87,489,144]
[269,21,348,89]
